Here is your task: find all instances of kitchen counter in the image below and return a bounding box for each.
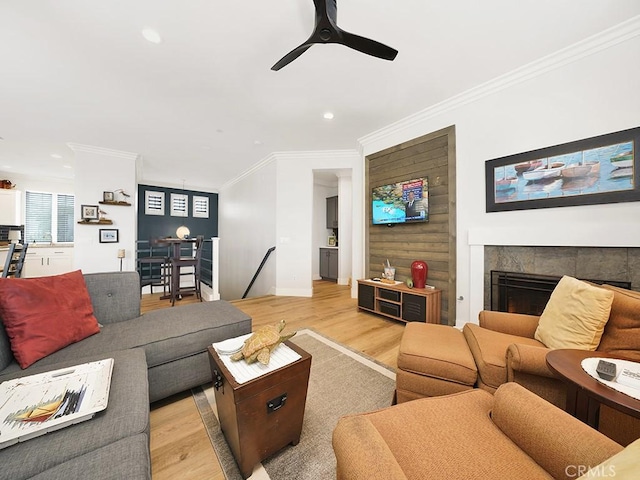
[28,243,74,248]
[0,243,74,250]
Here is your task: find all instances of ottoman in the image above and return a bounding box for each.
[396,323,478,403]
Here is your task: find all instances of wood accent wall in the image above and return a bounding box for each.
[365,126,456,325]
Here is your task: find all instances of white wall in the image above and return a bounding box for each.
[2,172,74,225]
[274,151,360,297]
[70,144,138,274]
[220,151,360,299]
[219,157,277,300]
[337,172,353,285]
[359,20,640,326]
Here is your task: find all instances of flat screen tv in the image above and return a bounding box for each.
[372,177,429,225]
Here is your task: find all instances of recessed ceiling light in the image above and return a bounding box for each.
[51,153,62,159]
[253,140,262,146]
[63,165,72,169]
[323,112,334,120]
[142,28,162,44]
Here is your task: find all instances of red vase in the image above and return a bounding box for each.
[411,260,428,289]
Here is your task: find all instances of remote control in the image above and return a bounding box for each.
[596,359,617,381]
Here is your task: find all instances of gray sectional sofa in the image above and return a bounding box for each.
[0,271,252,480]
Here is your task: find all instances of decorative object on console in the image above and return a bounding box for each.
[411,260,428,289]
[383,259,395,281]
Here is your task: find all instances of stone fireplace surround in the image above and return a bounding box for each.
[483,246,640,311]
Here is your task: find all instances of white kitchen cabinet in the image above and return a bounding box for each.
[23,246,73,278]
[0,189,21,225]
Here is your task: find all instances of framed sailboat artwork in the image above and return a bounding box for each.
[485,126,640,212]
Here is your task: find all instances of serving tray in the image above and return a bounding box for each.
[0,358,114,449]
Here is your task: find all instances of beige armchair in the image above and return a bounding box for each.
[395,283,640,446]
[334,383,631,480]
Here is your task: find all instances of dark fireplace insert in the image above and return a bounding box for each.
[491,270,631,316]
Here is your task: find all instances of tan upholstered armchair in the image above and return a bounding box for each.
[333,383,635,480]
[467,284,640,446]
[396,281,640,446]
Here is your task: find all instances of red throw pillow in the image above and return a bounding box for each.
[0,270,100,368]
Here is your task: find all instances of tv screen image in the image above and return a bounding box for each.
[372,177,429,225]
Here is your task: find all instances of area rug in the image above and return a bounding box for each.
[192,328,396,480]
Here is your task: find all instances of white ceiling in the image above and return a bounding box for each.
[1,1,639,191]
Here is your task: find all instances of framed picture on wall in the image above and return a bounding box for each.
[99,229,119,243]
[81,205,99,220]
[486,126,640,212]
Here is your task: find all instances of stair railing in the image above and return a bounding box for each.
[242,246,276,299]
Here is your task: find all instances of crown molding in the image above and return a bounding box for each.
[271,149,359,161]
[67,143,139,160]
[359,15,640,148]
[221,153,277,190]
[222,149,359,190]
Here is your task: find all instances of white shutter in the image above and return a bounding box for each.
[192,196,209,218]
[170,193,188,217]
[145,191,165,216]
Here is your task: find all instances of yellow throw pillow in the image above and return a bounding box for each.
[534,276,613,350]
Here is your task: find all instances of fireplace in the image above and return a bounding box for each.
[484,245,640,315]
[491,270,631,316]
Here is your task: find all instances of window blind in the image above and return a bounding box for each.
[25,191,75,243]
[25,192,53,243]
[57,194,75,242]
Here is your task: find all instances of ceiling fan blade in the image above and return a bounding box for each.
[271,43,313,71]
[340,30,398,61]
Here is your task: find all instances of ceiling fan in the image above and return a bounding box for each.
[272,0,398,71]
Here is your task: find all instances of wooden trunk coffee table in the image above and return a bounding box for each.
[207,342,311,479]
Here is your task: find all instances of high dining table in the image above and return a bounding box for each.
[159,237,197,303]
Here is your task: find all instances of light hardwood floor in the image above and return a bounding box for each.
[147,280,405,480]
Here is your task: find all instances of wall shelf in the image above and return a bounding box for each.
[99,201,131,206]
[77,219,113,225]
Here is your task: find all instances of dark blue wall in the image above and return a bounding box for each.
[137,184,218,241]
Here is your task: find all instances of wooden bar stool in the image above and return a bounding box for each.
[170,235,204,306]
[2,242,29,278]
[137,238,171,297]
